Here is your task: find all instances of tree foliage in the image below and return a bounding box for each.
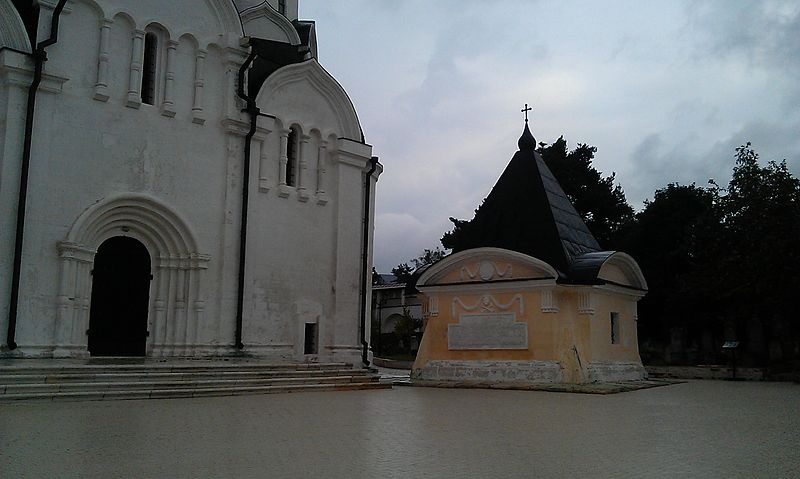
[624,143,800,366]
[391,247,448,283]
[538,137,634,248]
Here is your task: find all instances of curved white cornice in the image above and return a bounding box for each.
[258,59,362,141]
[599,252,648,291]
[239,1,300,45]
[417,247,559,287]
[0,0,32,53]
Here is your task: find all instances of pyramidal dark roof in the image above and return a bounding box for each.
[462,122,602,277]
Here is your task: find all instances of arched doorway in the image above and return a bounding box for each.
[88,237,151,356]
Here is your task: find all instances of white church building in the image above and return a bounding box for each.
[0,0,381,364]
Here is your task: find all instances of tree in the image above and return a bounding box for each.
[626,142,800,366]
[394,306,422,355]
[391,247,447,283]
[620,183,722,350]
[538,137,634,248]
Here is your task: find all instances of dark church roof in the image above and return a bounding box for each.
[458,122,607,281]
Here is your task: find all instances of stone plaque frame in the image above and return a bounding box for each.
[448,313,528,350]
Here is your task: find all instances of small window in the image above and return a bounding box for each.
[278,0,287,15]
[610,312,620,344]
[286,128,298,186]
[304,323,318,354]
[141,33,158,105]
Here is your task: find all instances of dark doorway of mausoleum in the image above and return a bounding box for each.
[88,236,151,356]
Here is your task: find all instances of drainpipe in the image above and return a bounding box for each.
[359,156,379,367]
[6,0,68,351]
[234,47,259,351]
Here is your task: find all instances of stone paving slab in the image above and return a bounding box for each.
[2,380,798,478]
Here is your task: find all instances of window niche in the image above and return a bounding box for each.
[610,312,620,344]
[286,127,298,187]
[141,32,158,105]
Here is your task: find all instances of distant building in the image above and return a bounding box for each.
[1,0,380,364]
[371,274,423,356]
[413,121,648,385]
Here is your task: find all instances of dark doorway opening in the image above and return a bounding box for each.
[304,323,318,355]
[88,236,151,356]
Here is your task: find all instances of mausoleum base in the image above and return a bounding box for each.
[412,360,563,384]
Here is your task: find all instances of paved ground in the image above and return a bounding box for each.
[1,380,798,478]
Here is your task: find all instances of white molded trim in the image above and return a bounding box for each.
[417,247,559,287]
[258,59,363,141]
[0,0,31,53]
[65,192,202,255]
[239,2,301,45]
[599,252,648,291]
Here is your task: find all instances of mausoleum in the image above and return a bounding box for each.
[412,120,648,385]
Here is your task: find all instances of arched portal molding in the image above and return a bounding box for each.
[55,193,211,358]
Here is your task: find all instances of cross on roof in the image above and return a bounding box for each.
[521,103,532,123]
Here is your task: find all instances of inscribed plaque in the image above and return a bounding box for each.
[448,313,528,350]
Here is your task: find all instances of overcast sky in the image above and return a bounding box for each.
[300,0,800,272]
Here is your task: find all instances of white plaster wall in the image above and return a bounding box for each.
[1,0,375,362]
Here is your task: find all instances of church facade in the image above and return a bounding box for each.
[0,0,380,364]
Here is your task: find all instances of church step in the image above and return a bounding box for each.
[1,374,380,395]
[0,362,354,376]
[0,381,391,402]
[0,368,373,385]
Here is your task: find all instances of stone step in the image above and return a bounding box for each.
[0,381,392,402]
[0,368,372,385]
[0,362,353,376]
[1,374,380,395]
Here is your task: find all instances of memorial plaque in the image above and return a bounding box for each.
[448,313,528,350]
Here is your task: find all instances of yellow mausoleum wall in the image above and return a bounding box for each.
[412,248,647,384]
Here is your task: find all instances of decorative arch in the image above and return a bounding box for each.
[54,194,210,357]
[417,247,559,287]
[598,252,648,291]
[0,0,32,53]
[239,2,301,45]
[258,59,363,141]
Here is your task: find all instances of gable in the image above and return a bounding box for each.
[416,248,558,288]
[239,2,301,44]
[257,59,362,140]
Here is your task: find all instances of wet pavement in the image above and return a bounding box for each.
[1,380,798,478]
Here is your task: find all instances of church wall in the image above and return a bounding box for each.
[0,53,27,347]
[2,1,375,361]
[4,0,248,355]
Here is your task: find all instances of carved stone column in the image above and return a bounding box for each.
[161,39,178,117]
[192,49,207,124]
[297,134,310,202]
[316,140,329,205]
[93,18,113,101]
[126,29,145,108]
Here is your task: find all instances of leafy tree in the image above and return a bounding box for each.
[391,247,447,283]
[538,137,634,248]
[390,263,414,283]
[620,183,722,348]
[394,306,422,354]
